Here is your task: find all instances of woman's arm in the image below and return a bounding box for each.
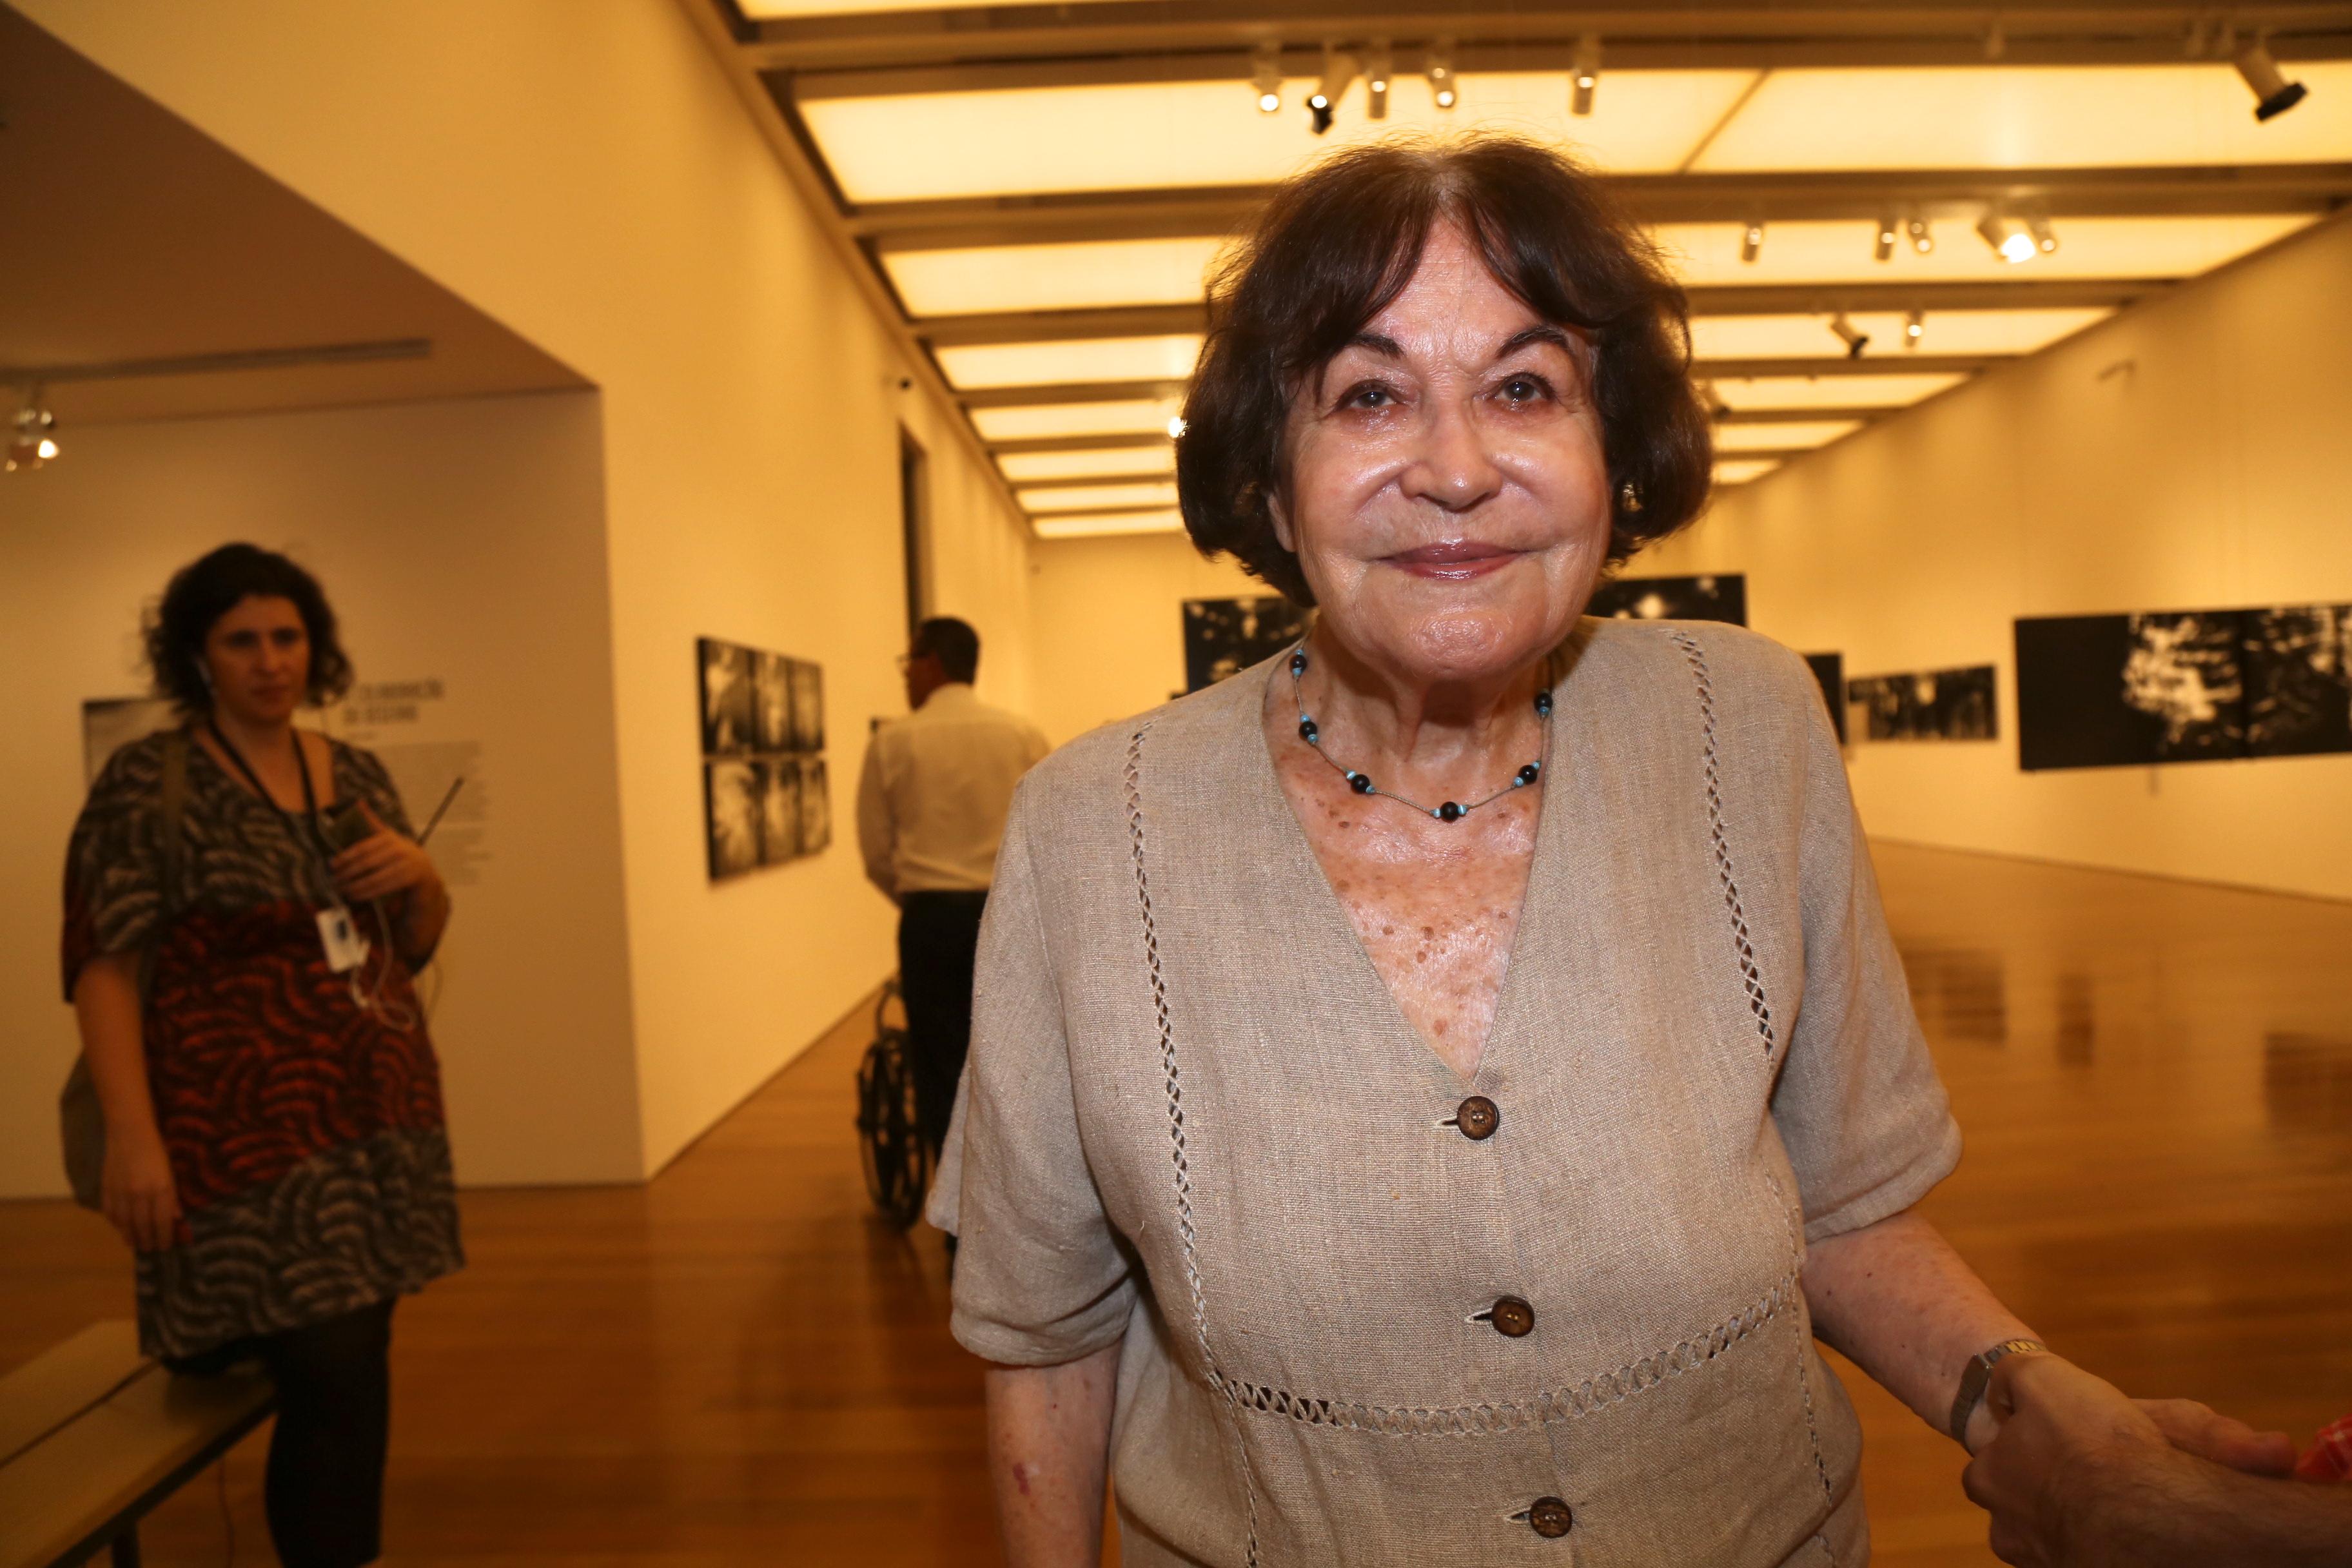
[73,953,182,1251]
[985,1342,1121,1567]
[333,800,449,964]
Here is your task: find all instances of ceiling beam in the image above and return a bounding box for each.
[852,166,2352,247]
[1019,501,1178,520]
[1714,405,1892,422]
[1008,470,1179,490]
[1,338,433,386]
[744,3,2352,74]
[986,432,1179,455]
[912,280,2159,343]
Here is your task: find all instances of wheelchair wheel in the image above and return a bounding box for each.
[856,989,930,1230]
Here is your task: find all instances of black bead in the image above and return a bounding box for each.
[1298,718,1319,743]
[1517,763,1541,786]
[1437,801,1463,821]
[1534,691,1553,716]
[1348,772,1375,794]
[1289,651,1308,675]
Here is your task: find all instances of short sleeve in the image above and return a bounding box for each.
[930,789,1137,1366]
[61,740,171,1002]
[1770,682,1963,1244]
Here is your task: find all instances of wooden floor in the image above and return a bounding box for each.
[5,842,2349,1566]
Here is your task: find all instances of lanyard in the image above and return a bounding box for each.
[206,721,341,891]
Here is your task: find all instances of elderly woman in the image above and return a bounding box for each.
[932,139,2282,1565]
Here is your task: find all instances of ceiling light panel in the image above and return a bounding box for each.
[936,334,1203,391]
[1712,373,1966,411]
[1694,63,2352,173]
[748,0,1130,11]
[1714,459,1783,484]
[1660,213,2311,286]
[1712,419,1862,452]
[997,445,1176,482]
[970,399,1184,442]
[1034,509,1189,540]
[1019,481,1182,514]
[885,237,1230,319]
[800,71,1758,204]
[1693,308,2112,360]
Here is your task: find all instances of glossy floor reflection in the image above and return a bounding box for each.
[4,841,2348,1566]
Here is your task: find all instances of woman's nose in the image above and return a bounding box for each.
[1398,400,1504,512]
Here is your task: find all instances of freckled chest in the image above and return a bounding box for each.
[1266,728,1539,1081]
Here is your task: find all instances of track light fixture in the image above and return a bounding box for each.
[1251,44,1283,113]
[1906,213,1935,254]
[2024,211,2059,255]
[1427,40,1457,110]
[1874,213,1898,262]
[1976,208,2037,264]
[6,393,60,473]
[2235,37,2309,120]
[1740,221,1765,264]
[1308,48,1358,135]
[1571,35,1602,117]
[1366,43,1392,120]
[1905,309,1926,349]
[1828,313,1870,360]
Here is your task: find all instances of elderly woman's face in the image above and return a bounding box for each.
[1273,222,1611,687]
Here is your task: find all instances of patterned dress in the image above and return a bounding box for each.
[63,730,464,1359]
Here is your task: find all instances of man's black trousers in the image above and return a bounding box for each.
[897,888,989,1163]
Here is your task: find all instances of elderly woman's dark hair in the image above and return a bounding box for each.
[144,543,353,712]
[1177,135,1713,605]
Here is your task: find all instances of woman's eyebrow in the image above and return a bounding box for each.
[1494,324,1575,360]
[1346,331,1404,358]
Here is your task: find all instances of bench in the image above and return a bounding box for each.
[0,1322,275,1568]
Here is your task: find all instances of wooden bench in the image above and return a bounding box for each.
[0,1322,275,1568]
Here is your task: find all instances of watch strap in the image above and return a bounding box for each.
[1949,1338,2048,1443]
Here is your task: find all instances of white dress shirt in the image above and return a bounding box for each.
[857,682,1050,900]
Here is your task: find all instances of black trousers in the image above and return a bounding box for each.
[898,888,989,1163]
[167,1298,396,1568]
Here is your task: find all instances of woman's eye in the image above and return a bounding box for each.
[1347,384,1393,409]
[1499,375,1549,404]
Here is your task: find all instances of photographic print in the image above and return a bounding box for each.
[798,757,832,856]
[705,760,761,879]
[1586,573,1748,626]
[754,651,794,752]
[1803,653,1848,743]
[2017,604,2352,770]
[82,696,177,786]
[700,639,756,755]
[789,659,826,752]
[1845,665,1997,742]
[755,760,801,867]
[1183,596,1309,692]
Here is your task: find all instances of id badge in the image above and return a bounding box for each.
[317,904,372,974]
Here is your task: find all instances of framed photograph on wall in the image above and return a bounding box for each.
[1586,573,1747,625]
[798,756,832,856]
[698,638,830,880]
[1182,596,1308,692]
[705,759,761,879]
[1803,653,1847,744]
[700,638,756,755]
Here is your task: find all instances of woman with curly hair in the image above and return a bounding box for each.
[63,542,461,1568]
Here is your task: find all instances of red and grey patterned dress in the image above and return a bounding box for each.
[63,731,464,1358]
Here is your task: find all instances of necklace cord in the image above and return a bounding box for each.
[1288,643,1554,823]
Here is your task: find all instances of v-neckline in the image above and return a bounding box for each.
[1242,654,1564,1092]
[190,727,342,815]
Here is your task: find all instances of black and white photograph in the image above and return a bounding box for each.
[81,695,177,786]
[789,658,827,752]
[705,759,762,879]
[1585,573,1748,626]
[754,651,794,752]
[700,638,756,754]
[798,756,832,856]
[1803,653,1848,743]
[2017,604,2352,770]
[755,759,801,867]
[1182,595,1309,692]
[1846,664,1997,742]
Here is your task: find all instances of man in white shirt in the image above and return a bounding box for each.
[857,616,1050,1164]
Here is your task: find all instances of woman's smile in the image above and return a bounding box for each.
[1382,539,1527,581]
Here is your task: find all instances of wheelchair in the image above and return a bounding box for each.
[854,978,932,1230]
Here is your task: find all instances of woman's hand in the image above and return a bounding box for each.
[332,801,440,903]
[101,1125,186,1253]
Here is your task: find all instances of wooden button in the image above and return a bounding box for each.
[1453,1096,1500,1141]
[1489,1296,1535,1338]
[1528,1496,1573,1538]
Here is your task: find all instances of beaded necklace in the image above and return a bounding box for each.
[1288,643,1553,823]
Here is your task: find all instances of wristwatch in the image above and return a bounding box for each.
[1949,1338,2049,1443]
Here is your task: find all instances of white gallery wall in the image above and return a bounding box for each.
[1642,211,2352,900]
[0,392,641,1197]
[16,0,1039,1174]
